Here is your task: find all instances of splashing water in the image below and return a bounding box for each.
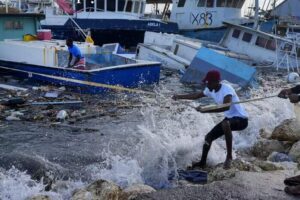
[0,71,296,197]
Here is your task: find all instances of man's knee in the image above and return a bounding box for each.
[221,120,231,132]
[204,135,213,146]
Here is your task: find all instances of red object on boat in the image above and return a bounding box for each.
[55,0,74,14]
[37,29,52,40]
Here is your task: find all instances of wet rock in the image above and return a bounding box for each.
[26,195,51,200]
[70,110,83,118]
[288,141,300,162]
[267,152,293,162]
[72,180,123,200]
[274,162,298,171]
[122,184,156,199]
[271,119,300,142]
[208,166,237,182]
[72,189,93,200]
[208,159,261,183]
[253,160,284,171]
[259,128,272,139]
[251,139,285,159]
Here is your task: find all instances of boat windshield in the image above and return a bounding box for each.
[75,0,145,14]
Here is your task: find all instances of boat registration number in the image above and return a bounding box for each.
[190,12,213,26]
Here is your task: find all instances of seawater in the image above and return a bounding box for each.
[0,73,295,199]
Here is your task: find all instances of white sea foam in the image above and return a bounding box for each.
[0,166,85,200]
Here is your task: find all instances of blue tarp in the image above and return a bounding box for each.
[168,169,207,184]
[181,47,256,87]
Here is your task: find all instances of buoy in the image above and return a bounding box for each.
[287,72,300,83]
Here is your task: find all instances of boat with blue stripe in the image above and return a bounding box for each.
[40,0,178,48]
[0,14,160,94]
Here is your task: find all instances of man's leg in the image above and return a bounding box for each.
[222,120,232,169]
[223,117,248,169]
[192,121,224,169]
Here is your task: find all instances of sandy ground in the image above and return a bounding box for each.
[135,170,299,200]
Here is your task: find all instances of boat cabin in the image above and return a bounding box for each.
[220,22,300,70]
[0,13,44,41]
[170,0,246,30]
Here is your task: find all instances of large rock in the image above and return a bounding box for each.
[208,159,261,182]
[271,119,300,141]
[122,184,156,199]
[251,139,285,159]
[259,128,272,139]
[267,152,293,162]
[72,180,123,200]
[27,195,51,200]
[288,141,300,162]
[253,160,284,171]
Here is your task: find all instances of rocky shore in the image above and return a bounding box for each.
[2,68,300,199]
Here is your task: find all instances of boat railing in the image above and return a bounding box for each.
[74,7,142,18]
[75,7,105,13]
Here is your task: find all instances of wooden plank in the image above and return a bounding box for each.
[0,84,28,91]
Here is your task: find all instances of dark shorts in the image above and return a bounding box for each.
[205,117,248,142]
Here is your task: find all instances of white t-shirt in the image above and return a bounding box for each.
[203,83,248,119]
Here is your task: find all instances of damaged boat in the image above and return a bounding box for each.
[0,13,161,94]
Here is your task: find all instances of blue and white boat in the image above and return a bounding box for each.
[40,0,179,48]
[0,13,160,94]
[169,0,251,42]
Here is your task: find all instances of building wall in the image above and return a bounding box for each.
[0,16,38,41]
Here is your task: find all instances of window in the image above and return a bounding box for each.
[266,39,276,51]
[76,0,83,11]
[226,0,233,7]
[206,0,214,7]
[107,0,116,11]
[255,36,268,48]
[4,21,23,30]
[86,0,94,11]
[118,0,126,11]
[237,0,245,8]
[242,32,252,42]
[232,0,239,8]
[197,0,206,7]
[217,0,226,7]
[96,0,104,10]
[133,1,140,13]
[282,43,293,51]
[125,0,133,12]
[232,29,241,38]
[297,48,300,58]
[140,2,145,13]
[178,0,186,7]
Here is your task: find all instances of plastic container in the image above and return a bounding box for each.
[23,34,37,41]
[37,29,52,40]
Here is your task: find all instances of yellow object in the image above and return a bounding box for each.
[85,36,94,44]
[23,34,37,41]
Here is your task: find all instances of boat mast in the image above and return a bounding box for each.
[5,0,8,13]
[253,0,259,30]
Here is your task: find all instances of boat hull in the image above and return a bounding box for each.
[42,18,179,48]
[0,60,161,94]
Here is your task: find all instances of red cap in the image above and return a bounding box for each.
[202,70,221,83]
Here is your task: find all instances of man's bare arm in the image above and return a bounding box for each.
[172,92,206,100]
[197,95,232,113]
